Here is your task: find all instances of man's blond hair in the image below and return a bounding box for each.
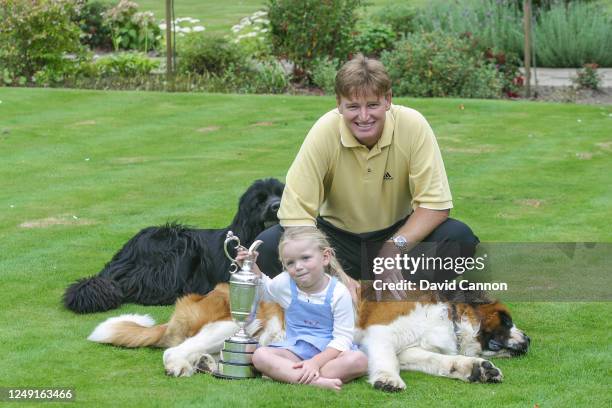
[335,54,391,99]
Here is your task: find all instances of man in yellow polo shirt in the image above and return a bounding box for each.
[255,55,479,298]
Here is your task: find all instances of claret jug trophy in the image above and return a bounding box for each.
[213,231,263,379]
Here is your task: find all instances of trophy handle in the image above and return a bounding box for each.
[249,240,263,254]
[224,231,241,274]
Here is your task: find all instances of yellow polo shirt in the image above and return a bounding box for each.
[279,104,452,233]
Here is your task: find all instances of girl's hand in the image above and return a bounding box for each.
[235,248,262,275]
[293,359,321,384]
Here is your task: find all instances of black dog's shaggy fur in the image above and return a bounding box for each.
[63,178,284,314]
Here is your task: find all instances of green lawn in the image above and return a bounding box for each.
[127,0,612,36]
[0,88,610,407]
[127,0,429,35]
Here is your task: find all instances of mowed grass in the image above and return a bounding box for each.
[128,0,431,35]
[0,88,610,407]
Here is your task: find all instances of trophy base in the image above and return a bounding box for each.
[212,337,259,379]
[213,360,258,379]
[224,337,258,353]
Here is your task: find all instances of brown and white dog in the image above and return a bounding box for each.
[88,284,530,391]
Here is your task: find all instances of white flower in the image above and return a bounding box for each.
[192,26,205,32]
[159,23,167,30]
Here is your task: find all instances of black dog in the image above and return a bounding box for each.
[63,178,284,314]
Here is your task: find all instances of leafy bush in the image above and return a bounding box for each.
[381,31,504,98]
[372,3,417,36]
[230,10,272,59]
[572,63,602,90]
[0,0,85,85]
[222,58,289,94]
[267,0,362,78]
[74,0,113,50]
[483,46,523,97]
[351,21,395,57]
[90,52,159,77]
[534,2,612,67]
[415,0,524,57]
[311,58,339,95]
[178,33,245,75]
[102,0,160,52]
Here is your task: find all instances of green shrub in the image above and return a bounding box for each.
[177,33,245,75]
[572,63,602,90]
[267,0,362,78]
[311,57,339,95]
[230,10,273,59]
[0,0,86,85]
[381,31,504,98]
[534,2,612,67]
[483,47,523,97]
[415,0,524,57]
[90,52,159,78]
[102,0,160,52]
[74,0,113,50]
[372,3,417,36]
[223,58,289,94]
[351,20,395,57]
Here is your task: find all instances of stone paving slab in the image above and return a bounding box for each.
[520,68,612,87]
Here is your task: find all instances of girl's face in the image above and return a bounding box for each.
[281,239,331,293]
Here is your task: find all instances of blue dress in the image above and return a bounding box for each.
[269,277,337,360]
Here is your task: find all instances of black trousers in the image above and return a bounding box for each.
[255,216,480,282]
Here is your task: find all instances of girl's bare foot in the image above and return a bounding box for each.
[310,377,343,391]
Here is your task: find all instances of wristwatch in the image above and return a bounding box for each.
[392,235,409,250]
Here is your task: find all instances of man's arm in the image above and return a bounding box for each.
[394,207,449,250]
[375,207,449,301]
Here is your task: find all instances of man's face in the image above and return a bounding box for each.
[337,92,391,148]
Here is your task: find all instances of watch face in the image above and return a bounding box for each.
[394,236,408,247]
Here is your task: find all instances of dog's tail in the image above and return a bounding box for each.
[63,276,124,314]
[88,314,168,348]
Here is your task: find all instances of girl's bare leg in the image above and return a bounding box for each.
[319,350,368,383]
[253,347,343,390]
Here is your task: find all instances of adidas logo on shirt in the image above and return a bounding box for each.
[383,171,393,180]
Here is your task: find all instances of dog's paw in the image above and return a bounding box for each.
[163,347,196,377]
[195,354,217,374]
[371,372,406,392]
[467,359,503,383]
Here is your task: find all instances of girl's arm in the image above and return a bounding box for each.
[236,249,291,306]
[326,284,355,352]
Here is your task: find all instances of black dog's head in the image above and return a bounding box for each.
[231,178,284,243]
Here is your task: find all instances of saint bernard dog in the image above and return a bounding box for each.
[88,284,530,391]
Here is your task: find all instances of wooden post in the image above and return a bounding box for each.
[523,0,532,98]
[165,0,173,82]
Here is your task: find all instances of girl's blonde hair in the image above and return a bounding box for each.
[279,226,357,310]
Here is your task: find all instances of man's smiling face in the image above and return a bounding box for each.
[337,92,391,148]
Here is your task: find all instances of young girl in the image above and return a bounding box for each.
[236,227,367,391]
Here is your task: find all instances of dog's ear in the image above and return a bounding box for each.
[498,311,513,328]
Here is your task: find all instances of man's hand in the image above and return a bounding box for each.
[293,359,321,384]
[374,243,408,301]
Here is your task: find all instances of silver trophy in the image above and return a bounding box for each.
[213,231,263,379]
